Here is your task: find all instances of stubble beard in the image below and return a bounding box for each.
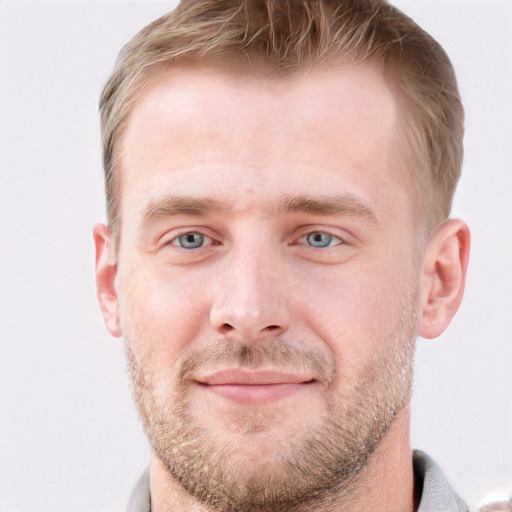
[124,290,418,512]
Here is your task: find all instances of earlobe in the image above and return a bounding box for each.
[418,219,470,339]
[93,223,122,338]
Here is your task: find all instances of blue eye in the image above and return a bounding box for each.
[174,233,205,249]
[306,232,340,248]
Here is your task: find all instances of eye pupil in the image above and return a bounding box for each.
[306,232,332,248]
[179,233,204,249]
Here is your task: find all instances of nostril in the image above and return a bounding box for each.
[220,323,234,334]
[266,325,281,332]
[217,323,281,337]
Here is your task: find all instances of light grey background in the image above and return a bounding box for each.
[0,1,510,511]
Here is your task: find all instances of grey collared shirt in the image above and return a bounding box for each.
[414,450,469,512]
[127,450,469,512]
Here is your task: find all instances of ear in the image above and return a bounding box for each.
[93,223,122,338]
[419,218,470,339]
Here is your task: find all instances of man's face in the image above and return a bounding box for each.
[113,62,421,510]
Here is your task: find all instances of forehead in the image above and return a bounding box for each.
[119,60,407,226]
[122,60,397,161]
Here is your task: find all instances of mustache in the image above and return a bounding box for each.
[178,340,335,382]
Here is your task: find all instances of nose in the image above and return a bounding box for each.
[209,242,291,343]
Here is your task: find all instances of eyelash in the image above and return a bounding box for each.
[298,231,344,248]
[166,231,215,249]
[164,229,344,250]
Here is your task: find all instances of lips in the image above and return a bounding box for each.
[195,368,316,405]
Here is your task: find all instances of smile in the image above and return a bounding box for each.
[195,368,317,405]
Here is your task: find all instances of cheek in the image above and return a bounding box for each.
[294,259,416,366]
[118,263,212,367]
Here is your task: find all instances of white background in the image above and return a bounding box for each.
[0,1,510,511]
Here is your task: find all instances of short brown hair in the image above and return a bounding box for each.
[100,0,464,236]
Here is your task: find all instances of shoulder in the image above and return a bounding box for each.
[413,450,469,512]
[127,468,150,512]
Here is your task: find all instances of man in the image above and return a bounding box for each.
[93,1,471,511]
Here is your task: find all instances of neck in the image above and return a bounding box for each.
[149,408,416,512]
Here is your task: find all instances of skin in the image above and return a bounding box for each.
[94,61,470,512]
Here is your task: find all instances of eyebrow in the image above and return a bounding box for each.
[277,194,379,222]
[142,195,233,223]
[141,193,379,224]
